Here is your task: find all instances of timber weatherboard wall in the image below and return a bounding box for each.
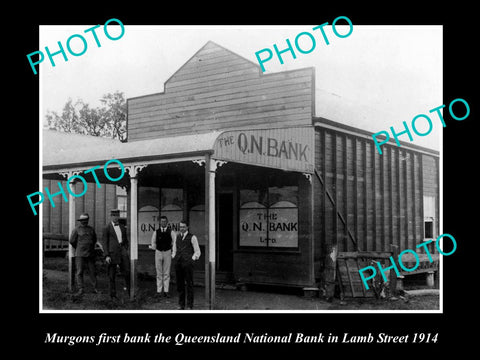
[42,179,117,239]
[127,41,314,141]
[313,122,440,279]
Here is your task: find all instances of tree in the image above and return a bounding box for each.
[45,91,127,141]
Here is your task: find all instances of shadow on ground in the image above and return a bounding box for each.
[42,267,439,311]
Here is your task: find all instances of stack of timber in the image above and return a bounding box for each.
[336,251,393,298]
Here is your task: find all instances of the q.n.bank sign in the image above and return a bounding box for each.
[213,127,314,173]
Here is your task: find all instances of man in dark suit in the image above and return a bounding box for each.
[172,220,201,310]
[102,209,130,300]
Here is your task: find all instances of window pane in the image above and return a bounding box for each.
[161,188,183,232]
[268,208,298,247]
[425,221,434,239]
[240,189,267,208]
[138,205,159,245]
[239,208,268,247]
[117,196,127,217]
[268,185,298,247]
[268,186,297,207]
[161,188,183,210]
[423,196,435,218]
[116,185,127,196]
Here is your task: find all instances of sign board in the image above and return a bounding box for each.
[213,127,315,173]
[138,205,159,245]
[239,201,298,248]
[138,204,183,245]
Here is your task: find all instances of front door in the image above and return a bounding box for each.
[217,192,234,272]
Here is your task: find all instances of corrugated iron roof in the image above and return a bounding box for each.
[42,129,221,169]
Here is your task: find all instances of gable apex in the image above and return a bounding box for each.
[164,40,260,87]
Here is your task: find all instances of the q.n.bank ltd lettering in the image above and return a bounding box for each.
[237,133,309,162]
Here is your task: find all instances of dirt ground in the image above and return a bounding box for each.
[42,256,439,311]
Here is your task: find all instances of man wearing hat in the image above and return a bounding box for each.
[69,213,98,295]
[102,209,130,300]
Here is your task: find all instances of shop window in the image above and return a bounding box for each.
[424,219,434,239]
[423,196,436,239]
[138,187,160,244]
[160,188,183,232]
[239,184,298,248]
[116,186,127,218]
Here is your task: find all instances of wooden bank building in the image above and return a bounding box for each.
[42,41,440,306]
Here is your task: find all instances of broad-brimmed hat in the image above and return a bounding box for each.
[110,209,121,215]
[77,213,89,221]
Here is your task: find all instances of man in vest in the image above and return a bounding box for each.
[69,213,98,296]
[102,209,130,300]
[149,215,175,297]
[172,220,201,310]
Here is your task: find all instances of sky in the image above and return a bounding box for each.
[39,24,442,150]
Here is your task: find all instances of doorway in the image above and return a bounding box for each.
[217,192,234,272]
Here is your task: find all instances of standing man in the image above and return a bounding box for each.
[70,213,98,296]
[172,220,201,310]
[149,215,175,297]
[102,209,130,300]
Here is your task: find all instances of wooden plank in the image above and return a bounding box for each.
[396,149,401,250]
[337,256,383,298]
[419,155,425,240]
[129,116,312,142]
[129,77,312,110]
[337,251,393,259]
[149,74,311,99]
[321,130,327,247]
[166,69,313,94]
[169,64,258,85]
[412,153,417,245]
[337,260,352,297]
[380,147,385,252]
[167,67,278,91]
[171,56,254,78]
[142,75,312,108]
[332,134,338,250]
[128,106,310,129]
[344,259,357,297]
[44,179,51,233]
[388,148,394,247]
[129,92,311,119]
[172,51,254,71]
[371,143,377,251]
[343,134,348,252]
[353,138,358,245]
[169,59,258,82]
[128,105,312,132]
[435,157,440,238]
[129,116,310,140]
[129,87,312,117]
[403,150,409,250]
[313,168,358,251]
[130,110,310,133]
[43,232,69,240]
[129,95,310,125]
[363,141,368,251]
